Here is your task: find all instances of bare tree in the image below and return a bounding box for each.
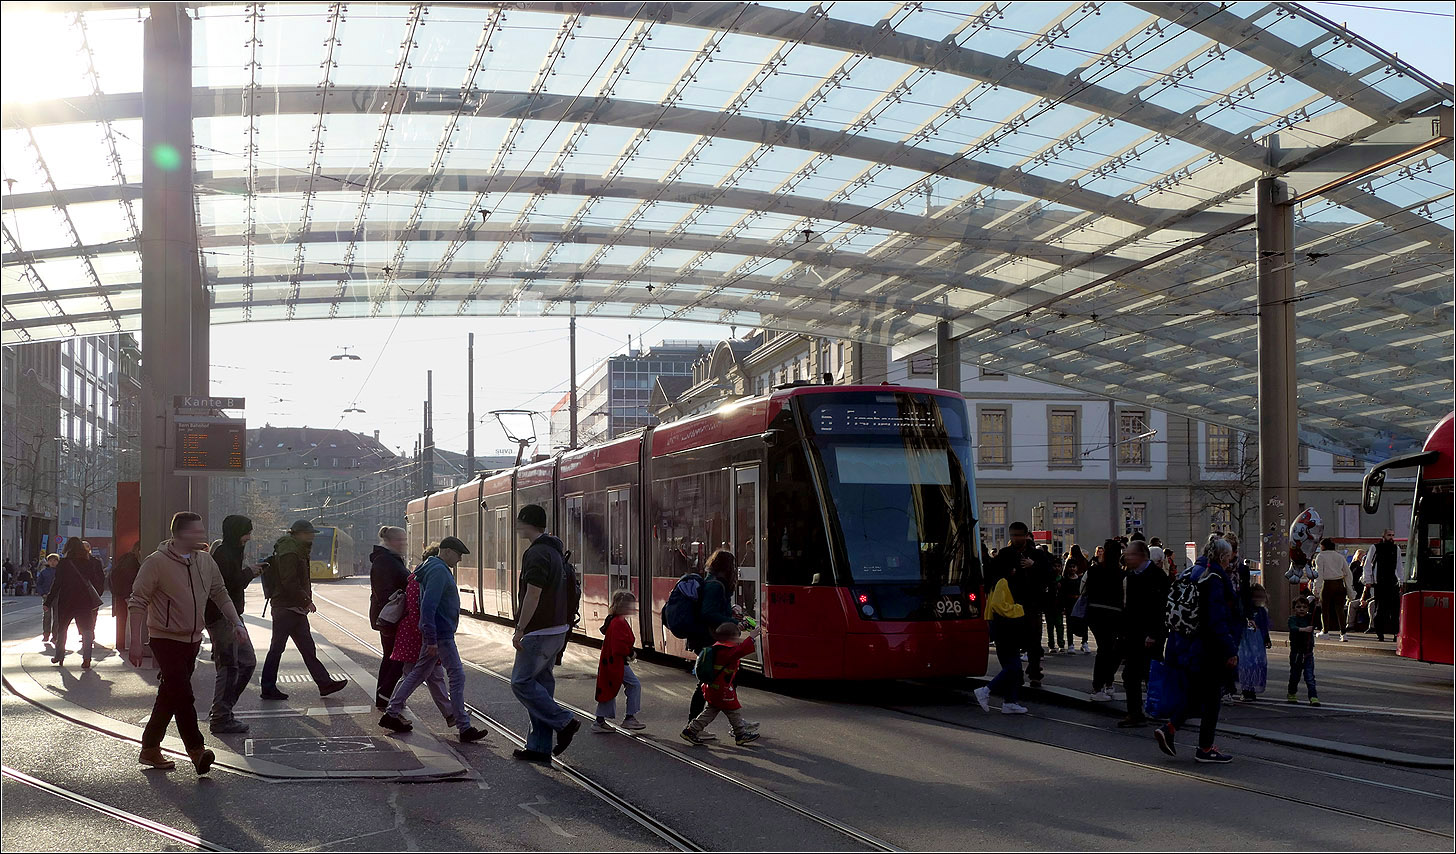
[3,399,58,559]
[1195,432,1259,545]
[59,439,119,537]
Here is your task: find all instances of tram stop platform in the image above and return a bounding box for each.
[981,638,1454,769]
[1,614,472,781]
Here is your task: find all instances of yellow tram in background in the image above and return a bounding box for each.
[308,526,357,581]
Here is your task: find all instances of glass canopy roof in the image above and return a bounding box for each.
[1,1,1451,457]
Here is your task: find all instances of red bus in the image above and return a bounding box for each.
[406,384,989,680]
[1361,412,1454,665]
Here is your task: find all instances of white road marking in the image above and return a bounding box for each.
[519,795,576,838]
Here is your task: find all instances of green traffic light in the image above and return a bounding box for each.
[150,143,183,171]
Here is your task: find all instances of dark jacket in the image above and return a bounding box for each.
[81,558,106,600]
[370,545,410,630]
[206,514,255,623]
[1083,558,1125,617]
[1123,561,1170,644]
[1165,558,1241,674]
[268,534,313,610]
[518,533,572,635]
[109,552,141,616]
[51,557,103,619]
[698,574,736,634]
[996,543,1056,614]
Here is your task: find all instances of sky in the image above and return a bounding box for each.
[206,0,1455,458]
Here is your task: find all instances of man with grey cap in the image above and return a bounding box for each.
[379,536,487,743]
[259,520,348,700]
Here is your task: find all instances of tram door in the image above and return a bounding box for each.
[731,466,762,661]
[494,509,512,617]
[607,489,631,595]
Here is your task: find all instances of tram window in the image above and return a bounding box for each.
[1412,491,1453,592]
[765,441,831,586]
[652,468,729,577]
[582,490,608,577]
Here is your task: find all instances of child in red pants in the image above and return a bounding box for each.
[681,621,762,746]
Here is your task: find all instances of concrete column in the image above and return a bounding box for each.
[139,3,197,546]
[1256,177,1300,620]
[935,320,961,391]
[1108,399,1120,538]
[850,342,888,385]
[191,276,210,529]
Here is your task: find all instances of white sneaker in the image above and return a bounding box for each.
[1089,690,1113,702]
[1340,634,1348,643]
[621,716,647,731]
[973,686,991,712]
[1080,643,1091,654]
[1316,631,1330,639]
[1001,702,1029,715]
[591,721,613,734]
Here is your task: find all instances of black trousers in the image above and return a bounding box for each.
[1087,612,1123,691]
[143,638,204,751]
[260,608,334,690]
[1373,586,1401,636]
[1122,639,1152,719]
[1172,669,1224,751]
[376,627,406,708]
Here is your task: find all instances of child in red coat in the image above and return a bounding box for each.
[594,591,645,733]
[682,621,763,746]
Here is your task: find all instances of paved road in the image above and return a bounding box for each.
[2,581,1452,851]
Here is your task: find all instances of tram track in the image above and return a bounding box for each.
[2,765,232,851]
[312,597,901,853]
[877,702,1454,841]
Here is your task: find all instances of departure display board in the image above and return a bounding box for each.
[174,417,246,475]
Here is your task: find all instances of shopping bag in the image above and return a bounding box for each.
[1145,659,1186,718]
[1236,626,1267,694]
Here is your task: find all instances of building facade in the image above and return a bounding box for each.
[3,340,62,564]
[550,340,712,449]
[209,426,417,565]
[650,331,1414,563]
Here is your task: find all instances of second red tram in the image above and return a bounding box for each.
[407,384,989,680]
[1362,412,1454,666]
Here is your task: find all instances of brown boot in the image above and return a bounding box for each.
[137,747,175,770]
[188,747,216,775]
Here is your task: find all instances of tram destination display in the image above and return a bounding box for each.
[174,417,247,476]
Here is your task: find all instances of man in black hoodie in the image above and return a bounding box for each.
[370,525,411,710]
[206,515,261,734]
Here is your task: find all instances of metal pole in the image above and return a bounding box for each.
[424,372,434,492]
[935,319,960,391]
[1108,398,1119,538]
[569,301,579,449]
[1256,177,1299,621]
[467,333,475,479]
[139,3,196,546]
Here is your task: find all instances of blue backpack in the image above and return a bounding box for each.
[663,573,703,640]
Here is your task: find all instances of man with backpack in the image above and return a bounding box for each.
[258,520,347,701]
[1154,537,1241,764]
[510,504,582,762]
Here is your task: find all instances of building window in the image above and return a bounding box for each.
[978,407,1010,466]
[1048,408,1080,467]
[1206,424,1233,470]
[1333,453,1362,471]
[260,481,269,495]
[1210,503,1232,533]
[1051,503,1076,559]
[981,502,1009,550]
[1123,501,1147,535]
[1298,443,1309,471]
[1118,409,1150,467]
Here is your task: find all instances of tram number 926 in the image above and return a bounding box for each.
[935,595,965,617]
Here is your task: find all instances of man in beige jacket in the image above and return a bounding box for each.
[128,511,248,775]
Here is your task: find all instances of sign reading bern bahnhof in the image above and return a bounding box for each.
[172,397,246,476]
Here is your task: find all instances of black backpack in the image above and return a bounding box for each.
[561,549,582,629]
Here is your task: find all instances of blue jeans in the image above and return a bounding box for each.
[207,617,257,724]
[386,636,470,732]
[595,664,642,720]
[512,632,573,753]
[988,619,1023,704]
[1289,649,1317,698]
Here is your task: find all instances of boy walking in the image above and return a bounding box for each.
[1288,596,1319,705]
[682,621,763,746]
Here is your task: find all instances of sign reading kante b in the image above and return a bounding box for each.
[173,395,245,412]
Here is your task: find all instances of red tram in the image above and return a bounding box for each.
[406,384,989,679]
[1362,412,1454,666]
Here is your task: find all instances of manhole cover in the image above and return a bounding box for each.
[245,736,397,756]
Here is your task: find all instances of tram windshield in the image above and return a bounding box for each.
[1412,488,1453,592]
[310,528,334,563]
[802,393,975,594]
